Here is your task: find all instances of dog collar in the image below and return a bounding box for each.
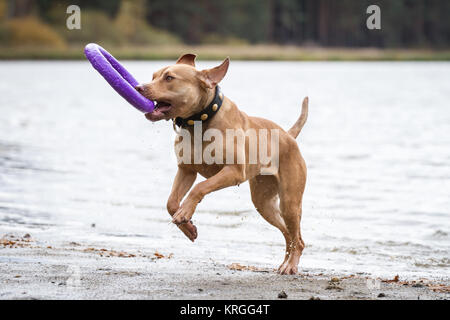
[174,86,224,128]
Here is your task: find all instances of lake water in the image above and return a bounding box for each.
[0,61,449,281]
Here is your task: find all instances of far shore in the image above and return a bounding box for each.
[1,45,449,61]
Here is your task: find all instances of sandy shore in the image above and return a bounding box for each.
[0,234,448,300]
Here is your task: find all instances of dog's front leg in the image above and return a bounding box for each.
[172,165,245,225]
[167,167,198,241]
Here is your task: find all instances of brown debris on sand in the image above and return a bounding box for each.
[82,247,173,260]
[427,284,450,293]
[83,247,137,258]
[326,278,343,291]
[382,275,400,283]
[227,263,267,272]
[1,233,173,261]
[2,233,448,299]
[379,275,450,293]
[154,251,173,259]
[0,234,34,248]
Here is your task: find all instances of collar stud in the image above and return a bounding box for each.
[174,86,223,128]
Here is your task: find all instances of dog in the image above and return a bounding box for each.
[136,54,308,275]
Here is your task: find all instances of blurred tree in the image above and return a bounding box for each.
[425,0,450,47]
[6,0,36,17]
[0,0,6,21]
[1,0,449,48]
[3,16,66,47]
[115,0,180,45]
[146,0,269,44]
[57,10,122,45]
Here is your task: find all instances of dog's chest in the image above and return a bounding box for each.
[174,132,227,170]
[190,164,223,179]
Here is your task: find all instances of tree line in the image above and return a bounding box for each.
[4,0,450,48]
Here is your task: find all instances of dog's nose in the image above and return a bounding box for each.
[135,85,145,93]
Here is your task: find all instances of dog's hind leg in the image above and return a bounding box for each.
[277,151,307,275]
[278,197,304,275]
[249,175,292,272]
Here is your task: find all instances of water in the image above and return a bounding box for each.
[0,61,449,281]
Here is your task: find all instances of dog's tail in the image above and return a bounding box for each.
[287,97,308,139]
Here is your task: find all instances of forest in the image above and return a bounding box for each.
[3,0,449,47]
[1,0,449,60]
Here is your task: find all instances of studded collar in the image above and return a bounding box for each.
[174,86,224,128]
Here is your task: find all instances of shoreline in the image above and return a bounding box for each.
[0,45,449,61]
[1,233,448,300]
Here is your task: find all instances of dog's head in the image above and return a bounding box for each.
[136,54,229,122]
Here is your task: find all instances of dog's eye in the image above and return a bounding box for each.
[165,75,174,81]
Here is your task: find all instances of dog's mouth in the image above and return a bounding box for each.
[146,100,172,121]
[153,100,172,113]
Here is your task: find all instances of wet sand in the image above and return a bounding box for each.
[0,234,448,300]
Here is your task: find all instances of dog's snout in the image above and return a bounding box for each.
[135,85,145,93]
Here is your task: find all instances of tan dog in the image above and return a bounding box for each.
[136,54,308,275]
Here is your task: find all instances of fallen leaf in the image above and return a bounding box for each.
[382,275,400,283]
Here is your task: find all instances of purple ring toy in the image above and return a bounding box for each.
[84,43,154,113]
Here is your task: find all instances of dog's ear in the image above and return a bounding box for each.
[176,53,197,67]
[198,57,230,89]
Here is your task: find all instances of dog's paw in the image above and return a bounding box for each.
[179,222,198,242]
[277,263,298,275]
[172,202,195,225]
